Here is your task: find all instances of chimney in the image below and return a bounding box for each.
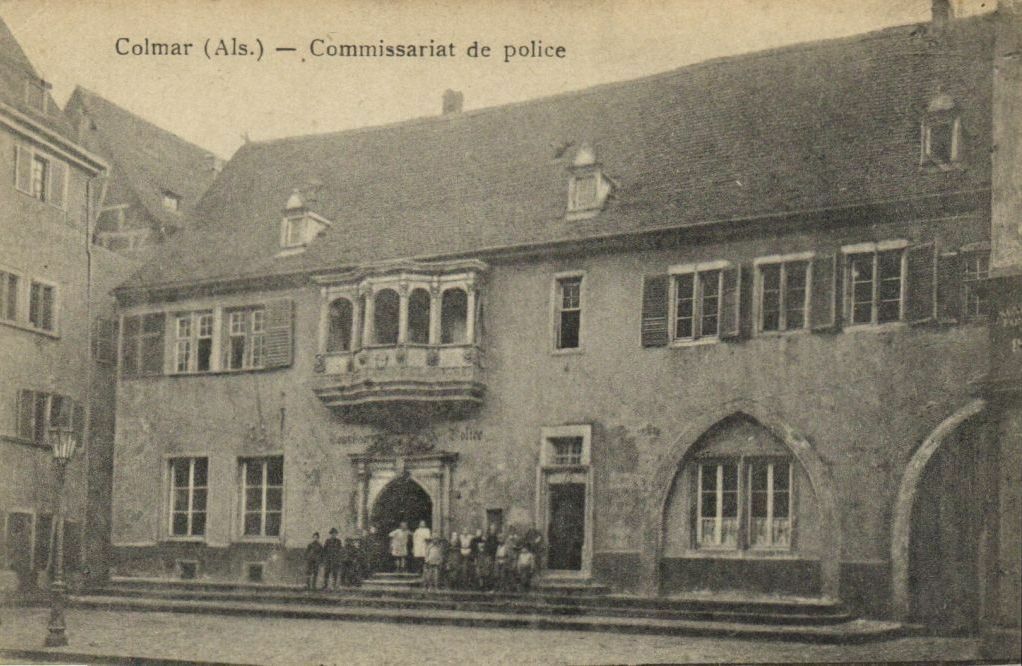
[441,89,464,115]
[932,0,953,30]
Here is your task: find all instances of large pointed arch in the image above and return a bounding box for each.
[642,398,841,597]
[889,398,987,620]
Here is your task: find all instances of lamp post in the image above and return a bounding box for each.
[45,410,78,648]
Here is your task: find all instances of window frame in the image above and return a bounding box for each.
[551,272,585,353]
[0,266,23,324]
[238,456,284,541]
[841,241,909,329]
[695,460,742,551]
[161,191,181,212]
[120,312,166,378]
[14,144,67,210]
[224,307,266,371]
[567,173,600,213]
[668,260,731,345]
[753,253,814,335]
[167,456,208,540]
[172,311,214,374]
[540,425,592,468]
[962,247,991,322]
[27,278,58,335]
[921,114,962,167]
[747,459,794,552]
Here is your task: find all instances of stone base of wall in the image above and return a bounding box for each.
[981,625,1022,662]
[592,551,642,593]
[659,557,821,597]
[110,544,305,585]
[838,561,890,618]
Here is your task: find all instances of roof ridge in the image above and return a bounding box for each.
[246,17,965,149]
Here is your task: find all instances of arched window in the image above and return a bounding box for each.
[326,298,353,352]
[407,288,431,344]
[373,289,399,345]
[441,288,467,344]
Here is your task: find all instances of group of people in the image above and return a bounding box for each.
[304,521,543,593]
[303,528,371,590]
[387,521,541,592]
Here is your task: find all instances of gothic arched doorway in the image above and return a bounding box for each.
[370,476,432,572]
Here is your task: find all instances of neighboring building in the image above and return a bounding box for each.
[107,2,1017,649]
[65,87,224,255]
[0,18,138,588]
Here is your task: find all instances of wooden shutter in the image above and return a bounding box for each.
[17,389,35,441]
[738,264,755,339]
[73,401,86,446]
[14,145,31,193]
[140,313,165,376]
[810,253,837,331]
[906,243,936,324]
[49,160,66,209]
[720,266,741,339]
[640,275,669,347]
[936,251,962,324]
[263,298,295,368]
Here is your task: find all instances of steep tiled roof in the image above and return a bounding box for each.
[0,17,75,139]
[67,87,223,235]
[123,16,996,291]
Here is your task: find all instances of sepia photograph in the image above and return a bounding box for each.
[0,0,1019,663]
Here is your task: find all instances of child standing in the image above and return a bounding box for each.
[424,537,444,590]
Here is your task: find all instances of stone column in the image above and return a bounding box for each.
[465,282,477,345]
[351,289,363,351]
[428,283,441,345]
[397,281,409,345]
[362,286,375,346]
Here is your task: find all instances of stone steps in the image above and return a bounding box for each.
[69,592,909,643]
[88,584,855,625]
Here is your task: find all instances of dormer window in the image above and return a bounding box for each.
[278,189,330,253]
[162,191,181,212]
[922,93,961,168]
[566,142,611,220]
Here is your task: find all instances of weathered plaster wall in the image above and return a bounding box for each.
[110,211,990,600]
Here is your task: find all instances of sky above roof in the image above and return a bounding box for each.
[0,0,994,158]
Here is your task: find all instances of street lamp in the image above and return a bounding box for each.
[45,404,78,648]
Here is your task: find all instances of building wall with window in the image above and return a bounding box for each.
[108,203,991,611]
[105,7,1012,628]
[0,18,139,588]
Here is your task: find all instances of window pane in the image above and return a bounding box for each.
[700,491,716,518]
[197,338,212,372]
[773,464,790,491]
[245,487,263,511]
[751,464,768,491]
[177,317,191,338]
[172,513,188,536]
[761,264,781,331]
[265,512,282,537]
[143,313,164,333]
[751,491,769,518]
[929,122,953,161]
[245,461,263,486]
[123,315,140,337]
[721,463,738,492]
[374,290,400,345]
[244,513,262,536]
[191,489,207,512]
[230,337,246,369]
[441,289,468,345]
[675,273,694,338]
[266,488,283,511]
[173,488,189,512]
[172,460,190,488]
[849,253,874,324]
[251,309,265,334]
[700,464,716,492]
[191,512,206,536]
[328,298,355,351]
[774,492,790,519]
[877,250,902,323]
[785,262,808,330]
[192,458,208,486]
[267,458,284,486]
[558,310,580,349]
[560,278,581,310]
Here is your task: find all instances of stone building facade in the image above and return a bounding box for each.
[0,18,137,588]
[107,3,1018,641]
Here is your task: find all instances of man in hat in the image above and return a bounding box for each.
[304,532,323,590]
[322,528,343,590]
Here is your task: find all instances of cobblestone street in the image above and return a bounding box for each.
[0,608,982,665]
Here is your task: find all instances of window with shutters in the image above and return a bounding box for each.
[168,457,208,538]
[0,270,20,323]
[28,280,56,333]
[15,390,84,446]
[669,262,736,343]
[173,311,214,373]
[121,312,166,378]
[843,242,908,327]
[239,456,283,538]
[962,249,990,321]
[225,307,266,370]
[754,254,812,334]
[553,274,583,351]
[14,145,67,210]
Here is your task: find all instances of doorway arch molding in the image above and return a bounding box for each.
[889,397,987,620]
[350,451,458,538]
[642,398,841,597]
